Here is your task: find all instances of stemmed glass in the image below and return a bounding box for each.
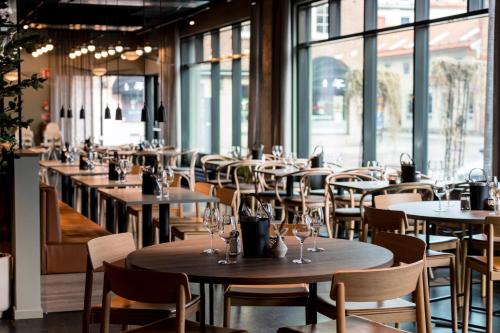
[272,145,284,159]
[231,146,241,159]
[218,215,237,265]
[292,212,312,264]
[285,152,296,168]
[116,159,128,183]
[202,207,220,254]
[161,166,175,198]
[256,203,273,220]
[151,139,158,148]
[307,208,325,252]
[488,177,499,214]
[434,180,447,212]
[445,177,455,207]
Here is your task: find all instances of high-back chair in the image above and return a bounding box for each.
[315,232,428,330]
[200,154,233,186]
[278,259,426,333]
[101,262,245,333]
[83,233,199,333]
[171,149,198,190]
[463,216,500,333]
[229,160,263,194]
[364,206,458,333]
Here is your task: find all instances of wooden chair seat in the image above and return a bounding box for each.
[467,256,500,273]
[171,225,208,241]
[278,316,408,333]
[335,193,372,203]
[416,234,458,251]
[124,317,247,333]
[226,284,308,298]
[317,294,416,314]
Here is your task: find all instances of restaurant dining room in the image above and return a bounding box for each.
[2,0,500,332]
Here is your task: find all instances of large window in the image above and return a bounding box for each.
[296,0,489,173]
[181,21,251,154]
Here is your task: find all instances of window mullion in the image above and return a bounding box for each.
[232,24,242,147]
[211,30,220,154]
[329,0,340,38]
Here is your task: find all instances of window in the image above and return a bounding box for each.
[430,0,467,19]
[313,2,329,38]
[181,21,250,153]
[92,75,145,146]
[341,0,364,35]
[428,17,488,178]
[378,0,414,29]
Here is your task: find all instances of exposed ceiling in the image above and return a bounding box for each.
[19,0,215,32]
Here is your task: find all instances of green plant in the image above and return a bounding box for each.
[0,0,45,153]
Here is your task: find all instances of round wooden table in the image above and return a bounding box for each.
[127,237,393,325]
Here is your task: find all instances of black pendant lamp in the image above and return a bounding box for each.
[115,53,122,120]
[104,105,111,119]
[60,106,65,118]
[141,103,148,122]
[156,101,165,123]
[79,105,85,119]
[155,0,166,124]
[115,106,123,120]
[67,107,73,118]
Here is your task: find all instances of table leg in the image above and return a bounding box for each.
[158,204,170,243]
[142,204,153,246]
[81,185,89,218]
[90,188,98,223]
[116,202,127,233]
[105,197,115,233]
[308,282,317,324]
[209,283,214,325]
[61,174,69,204]
[286,175,295,222]
[200,282,206,327]
[68,176,74,208]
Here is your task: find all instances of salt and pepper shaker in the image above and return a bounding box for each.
[229,230,240,256]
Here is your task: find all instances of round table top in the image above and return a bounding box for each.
[127,237,394,285]
[389,200,496,225]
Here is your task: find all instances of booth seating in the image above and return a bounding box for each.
[40,184,110,312]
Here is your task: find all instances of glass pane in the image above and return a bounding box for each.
[241,22,251,147]
[428,17,488,178]
[220,59,232,153]
[378,0,415,28]
[101,76,145,145]
[189,63,212,152]
[341,0,364,35]
[219,27,232,59]
[311,1,329,41]
[430,0,467,19]
[309,38,364,168]
[203,33,212,61]
[376,30,414,166]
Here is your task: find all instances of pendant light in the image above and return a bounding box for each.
[141,104,148,122]
[79,51,85,119]
[156,0,165,123]
[140,0,148,123]
[60,106,65,118]
[115,53,122,120]
[104,44,111,119]
[67,107,73,118]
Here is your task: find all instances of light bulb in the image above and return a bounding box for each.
[32,51,38,57]
[189,20,195,26]
[46,43,54,51]
[120,54,126,60]
[81,47,88,54]
[144,45,152,53]
[108,49,116,56]
[23,24,29,30]
[75,50,82,56]
[115,45,123,53]
[41,46,48,53]
[135,49,144,56]
[35,50,42,56]
[69,53,76,59]
[94,53,102,59]
[101,50,108,58]
[88,44,96,52]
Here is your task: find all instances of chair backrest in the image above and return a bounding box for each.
[484,216,500,273]
[373,232,426,265]
[87,233,136,271]
[44,122,61,142]
[101,262,190,333]
[232,160,262,192]
[364,206,408,236]
[200,154,232,181]
[215,186,238,215]
[330,260,425,333]
[374,192,422,210]
[255,161,287,191]
[326,172,372,208]
[194,182,215,216]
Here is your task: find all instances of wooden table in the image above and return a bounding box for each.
[48,165,108,207]
[39,160,78,168]
[127,237,394,326]
[331,180,389,192]
[98,187,218,246]
[71,174,142,222]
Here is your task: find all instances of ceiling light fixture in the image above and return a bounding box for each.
[32,51,39,58]
[95,52,102,59]
[189,20,195,26]
[144,45,152,53]
[75,50,82,56]
[108,48,116,56]
[156,0,165,124]
[135,48,144,56]
[22,24,29,30]
[46,42,54,51]
[101,50,108,58]
[115,44,123,53]
[88,44,96,52]
[69,52,76,59]
[81,47,88,54]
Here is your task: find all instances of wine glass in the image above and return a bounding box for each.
[256,203,273,220]
[162,166,175,198]
[218,215,237,265]
[307,208,325,252]
[272,145,283,159]
[444,176,455,207]
[488,176,499,214]
[154,164,164,198]
[434,180,447,212]
[202,207,220,254]
[231,146,241,159]
[292,212,312,264]
[151,139,158,148]
[285,152,296,168]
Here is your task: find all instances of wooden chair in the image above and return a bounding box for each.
[83,233,199,333]
[278,259,427,333]
[228,160,263,193]
[316,232,428,330]
[364,207,458,333]
[200,154,233,187]
[100,261,245,333]
[171,149,198,190]
[463,216,500,333]
[170,186,238,241]
[282,168,334,236]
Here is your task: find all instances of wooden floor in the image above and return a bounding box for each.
[1,272,499,333]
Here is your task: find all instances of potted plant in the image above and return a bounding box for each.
[0,0,45,316]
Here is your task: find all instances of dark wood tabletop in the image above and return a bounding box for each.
[71,174,142,188]
[389,200,495,225]
[98,187,219,206]
[127,237,394,285]
[48,164,108,176]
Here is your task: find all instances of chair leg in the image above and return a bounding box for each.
[462,265,471,333]
[486,277,493,333]
[223,295,231,328]
[449,256,458,332]
[423,265,433,333]
[481,249,487,298]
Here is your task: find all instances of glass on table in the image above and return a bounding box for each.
[292,212,312,264]
[272,145,284,159]
[433,180,447,212]
[488,176,499,214]
[202,207,220,254]
[307,208,325,252]
[218,215,237,265]
[445,176,455,207]
[161,166,175,198]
